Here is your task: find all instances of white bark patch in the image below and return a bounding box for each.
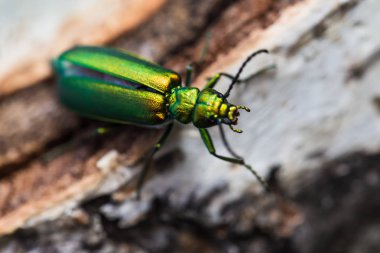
[134,0,380,219]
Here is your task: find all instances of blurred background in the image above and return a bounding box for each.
[0,0,379,252]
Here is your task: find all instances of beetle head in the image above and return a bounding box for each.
[218,102,250,133]
[192,89,250,132]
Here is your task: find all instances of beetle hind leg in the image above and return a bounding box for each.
[136,123,174,199]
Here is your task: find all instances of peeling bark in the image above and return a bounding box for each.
[0,0,379,252]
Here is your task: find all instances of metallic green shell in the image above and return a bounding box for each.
[54,46,183,125]
[55,46,237,128]
[58,46,181,93]
[58,76,169,125]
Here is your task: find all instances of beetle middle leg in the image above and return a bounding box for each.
[199,128,269,192]
[41,126,117,163]
[136,123,174,199]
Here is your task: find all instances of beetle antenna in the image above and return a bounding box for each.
[224,49,269,98]
[218,122,242,159]
[237,105,250,112]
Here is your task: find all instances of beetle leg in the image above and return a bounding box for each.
[199,128,269,192]
[204,73,222,89]
[41,126,116,163]
[136,123,174,199]
[204,72,247,90]
[205,63,275,90]
[185,64,194,87]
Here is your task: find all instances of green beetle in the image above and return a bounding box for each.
[54,46,270,195]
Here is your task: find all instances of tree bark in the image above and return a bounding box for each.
[1,0,379,252]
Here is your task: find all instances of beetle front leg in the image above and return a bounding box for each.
[204,72,248,89]
[136,123,174,199]
[199,128,269,191]
[205,63,276,90]
[204,73,222,89]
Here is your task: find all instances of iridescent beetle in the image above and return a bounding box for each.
[54,46,270,195]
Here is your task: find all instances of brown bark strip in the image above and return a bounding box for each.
[0,0,166,97]
[0,0,303,236]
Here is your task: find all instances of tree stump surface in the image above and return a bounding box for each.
[0,0,379,252]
